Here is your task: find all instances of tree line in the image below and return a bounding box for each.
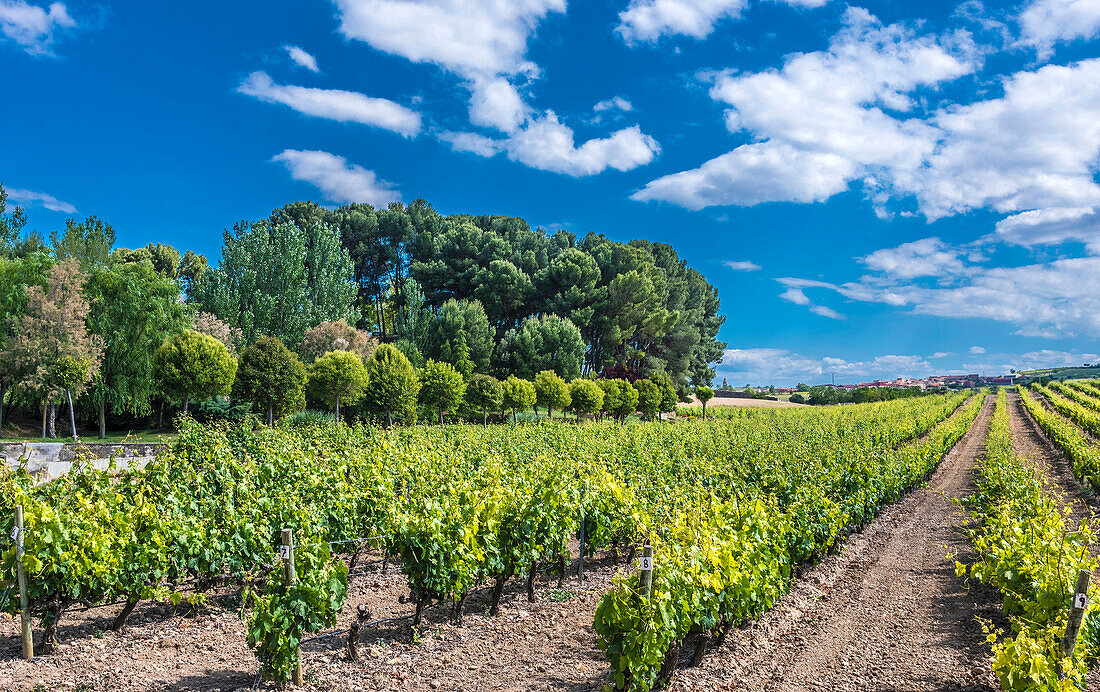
[0,187,725,436]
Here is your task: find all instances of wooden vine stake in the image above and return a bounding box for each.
[15,505,33,659]
[1059,569,1091,678]
[281,528,303,686]
[639,542,654,598]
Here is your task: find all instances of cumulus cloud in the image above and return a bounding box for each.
[717,347,930,385]
[238,71,421,137]
[994,206,1100,252]
[634,8,978,210]
[594,96,634,113]
[860,238,971,280]
[1018,0,1100,58]
[970,346,986,354]
[440,113,661,177]
[5,186,75,213]
[284,45,320,72]
[0,0,74,55]
[723,260,761,271]
[271,149,400,206]
[331,0,659,175]
[616,0,830,44]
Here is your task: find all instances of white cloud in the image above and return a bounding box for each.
[1019,0,1100,58]
[616,0,829,44]
[505,114,660,176]
[5,186,75,213]
[717,347,930,385]
[469,76,528,133]
[723,260,761,271]
[634,9,977,210]
[437,130,504,157]
[332,0,660,176]
[238,71,421,137]
[785,240,1100,338]
[634,142,855,209]
[809,304,845,320]
[332,0,563,132]
[285,45,320,72]
[444,113,661,177]
[994,206,1100,252]
[594,96,634,112]
[860,237,970,280]
[0,0,74,55]
[271,149,400,206]
[931,351,953,358]
[970,345,986,354]
[915,58,1100,221]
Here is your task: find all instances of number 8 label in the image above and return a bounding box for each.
[639,556,653,570]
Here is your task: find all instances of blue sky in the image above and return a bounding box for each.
[3,0,1100,386]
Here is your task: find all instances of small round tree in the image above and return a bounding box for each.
[695,385,714,419]
[501,375,536,423]
[419,359,466,424]
[364,343,420,426]
[534,370,570,419]
[154,329,237,413]
[567,379,604,422]
[307,350,367,420]
[600,378,638,424]
[466,374,503,425]
[650,372,678,420]
[234,336,307,425]
[633,379,661,421]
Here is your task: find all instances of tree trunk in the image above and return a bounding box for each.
[158,400,165,429]
[526,562,536,602]
[439,405,444,425]
[47,402,57,439]
[0,381,6,436]
[111,599,139,631]
[268,406,273,426]
[98,395,106,439]
[42,399,48,439]
[67,389,78,440]
[386,409,392,428]
[183,394,190,413]
[482,407,487,426]
[702,402,707,420]
[335,396,341,420]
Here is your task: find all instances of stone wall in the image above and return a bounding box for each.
[2,441,167,480]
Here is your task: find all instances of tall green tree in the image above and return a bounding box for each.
[418,359,466,424]
[0,184,28,254]
[8,261,103,438]
[363,343,419,426]
[533,370,570,419]
[50,216,116,269]
[424,298,493,374]
[191,219,354,345]
[235,336,307,424]
[495,314,584,380]
[0,251,51,434]
[307,350,366,420]
[154,330,237,413]
[466,374,502,425]
[85,260,188,437]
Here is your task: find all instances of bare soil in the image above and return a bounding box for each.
[1,397,1015,692]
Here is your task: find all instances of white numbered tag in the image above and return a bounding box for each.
[279,545,292,560]
[1074,593,1088,610]
[638,556,654,570]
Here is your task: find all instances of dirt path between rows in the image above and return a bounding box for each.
[672,394,1003,692]
[1005,391,1100,525]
